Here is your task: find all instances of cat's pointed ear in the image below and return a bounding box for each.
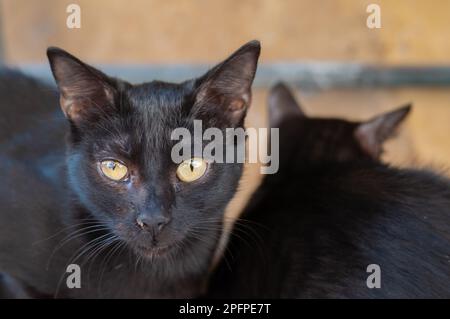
[268,82,305,128]
[47,47,117,125]
[355,104,411,158]
[193,40,261,127]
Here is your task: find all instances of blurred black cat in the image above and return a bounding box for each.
[0,41,260,298]
[0,69,60,144]
[207,83,450,298]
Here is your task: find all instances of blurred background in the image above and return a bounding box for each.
[1,0,450,210]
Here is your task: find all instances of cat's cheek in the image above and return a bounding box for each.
[112,221,132,240]
[174,182,182,193]
[114,204,135,216]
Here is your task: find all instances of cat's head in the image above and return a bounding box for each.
[268,82,411,166]
[47,41,260,263]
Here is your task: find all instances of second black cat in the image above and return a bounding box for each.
[208,83,450,298]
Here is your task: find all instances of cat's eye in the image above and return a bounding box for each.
[176,158,207,183]
[100,160,129,181]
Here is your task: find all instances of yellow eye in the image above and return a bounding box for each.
[176,158,207,183]
[100,160,128,181]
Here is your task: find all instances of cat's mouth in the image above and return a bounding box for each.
[134,243,175,258]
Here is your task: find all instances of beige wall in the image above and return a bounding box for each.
[2,0,450,64]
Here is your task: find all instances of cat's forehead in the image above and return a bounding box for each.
[92,81,195,158]
[126,81,193,115]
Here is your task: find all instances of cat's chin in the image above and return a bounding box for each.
[133,243,177,259]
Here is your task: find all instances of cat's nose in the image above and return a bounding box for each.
[136,213,170,234]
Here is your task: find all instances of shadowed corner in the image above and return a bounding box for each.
[0,273,30,299]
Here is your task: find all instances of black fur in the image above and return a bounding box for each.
[0,41,260,298]
[207,83,450,298]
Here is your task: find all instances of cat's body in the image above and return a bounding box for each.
[208,84,450,298]
[0,41,261,298]
[0,69,60,144]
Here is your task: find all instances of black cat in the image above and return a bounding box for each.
[207,83,450,298]
[0,41,260,298]
[0,69,60,144]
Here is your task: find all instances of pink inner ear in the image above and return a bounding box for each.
[354,125,381,159]
[59,95,71,118]
[229,99,246,112]
[59,95,90,123]
[58,81,116,125]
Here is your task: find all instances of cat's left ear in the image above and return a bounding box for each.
[268,82,306,128]
[192,40,261,127]
[355,104,411,158]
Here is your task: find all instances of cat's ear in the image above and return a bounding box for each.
[47,47,117,125]
[355,104,411,158]
[192,40,261,127]
[268,82,305,128]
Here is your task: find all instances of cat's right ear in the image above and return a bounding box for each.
[47,47,117,126]
[192,40,261,128]
[355,104,412,159]
[268,82,305,128]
